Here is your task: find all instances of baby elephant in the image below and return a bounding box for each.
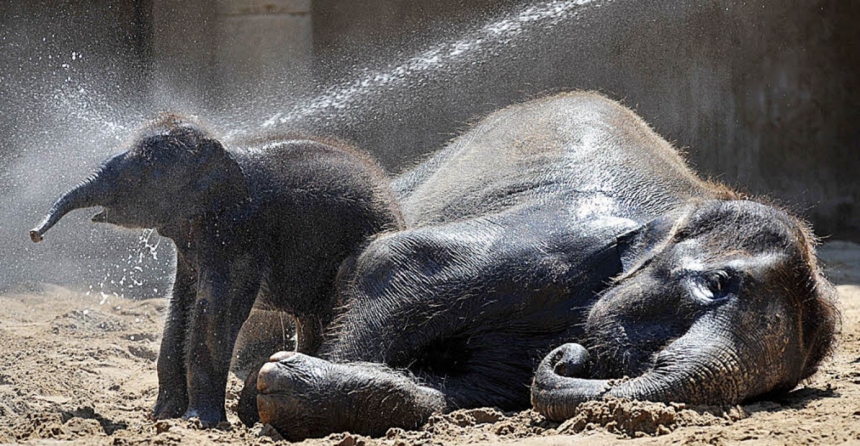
[30,116,402,426]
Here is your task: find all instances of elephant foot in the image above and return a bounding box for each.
[255,352,359,441]
[182,405,227,428]
[256,352,446,441]
[151,390,188,420]
[238,362,263,427]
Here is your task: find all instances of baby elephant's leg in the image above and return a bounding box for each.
[254,352,447,441]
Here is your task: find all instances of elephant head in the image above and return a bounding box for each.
[532,199,839,420]
[30,115,248,242]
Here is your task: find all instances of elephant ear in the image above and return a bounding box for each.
[615,213,678,274]
[192,138,250,211]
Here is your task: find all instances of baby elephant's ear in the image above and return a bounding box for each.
[193,138,249,206]
[616,213,677,273]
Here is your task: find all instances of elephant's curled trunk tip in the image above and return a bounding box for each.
[29,173,107,244]
[30,214,58,243]
[30,228,44,243]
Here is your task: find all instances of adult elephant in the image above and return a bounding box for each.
[240,92,839,439]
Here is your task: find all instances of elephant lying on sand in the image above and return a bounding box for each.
[33,92,838,439]
[239,92,838,438]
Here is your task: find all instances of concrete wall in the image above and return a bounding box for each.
[149,0,312,110]
[291,0,860,240]
[310,0,510,80]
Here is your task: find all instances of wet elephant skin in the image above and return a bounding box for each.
[30,117,402,426]
[31,92,838,437]
[241,92,838,440]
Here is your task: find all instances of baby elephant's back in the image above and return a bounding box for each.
[236,136,403,234]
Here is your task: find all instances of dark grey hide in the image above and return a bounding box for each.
[30,118,402,426]
[242,92,838,440]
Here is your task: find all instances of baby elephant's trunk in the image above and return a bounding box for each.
[30,174,106,242]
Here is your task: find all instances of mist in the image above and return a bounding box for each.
[1,0,858,300]
[0,28,167,297]
[0,0,607,298]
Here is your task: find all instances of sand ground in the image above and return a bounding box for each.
[1,241,858,445]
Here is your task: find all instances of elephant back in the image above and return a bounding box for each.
[394,92,728,228]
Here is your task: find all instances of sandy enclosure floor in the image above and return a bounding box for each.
[1,241,859,445]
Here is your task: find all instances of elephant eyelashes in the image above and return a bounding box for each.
[688,270,732,304]
[706,270,729,294]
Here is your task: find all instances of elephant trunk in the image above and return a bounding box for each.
[532,318,762,421]
[30,172,108,242]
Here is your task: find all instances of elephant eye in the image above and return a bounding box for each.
[689,270,732,304]
[707,271,729,291]
[703,270,732,301]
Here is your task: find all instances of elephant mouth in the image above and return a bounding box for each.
[91,208,138,227]
[91,209,108,223]
[576,326,671,381]
[552,342,657,383]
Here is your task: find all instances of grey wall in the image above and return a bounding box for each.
[0,1,148,165]
[149,0,312,110]
[310,0,512,81]
[287,0,860,240]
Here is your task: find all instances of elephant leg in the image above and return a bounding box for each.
[235,308,295,427]
[254,352,447,441]
[248,332,548,438]
[152,252,197,420]
[342,320,546,410]
[183,252,262,426]
[237,359,265,427]
[316,216,597,411]
[232,306,296,380]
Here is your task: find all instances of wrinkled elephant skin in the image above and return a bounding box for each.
[246,92,838,439]
[30,116,402,426]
